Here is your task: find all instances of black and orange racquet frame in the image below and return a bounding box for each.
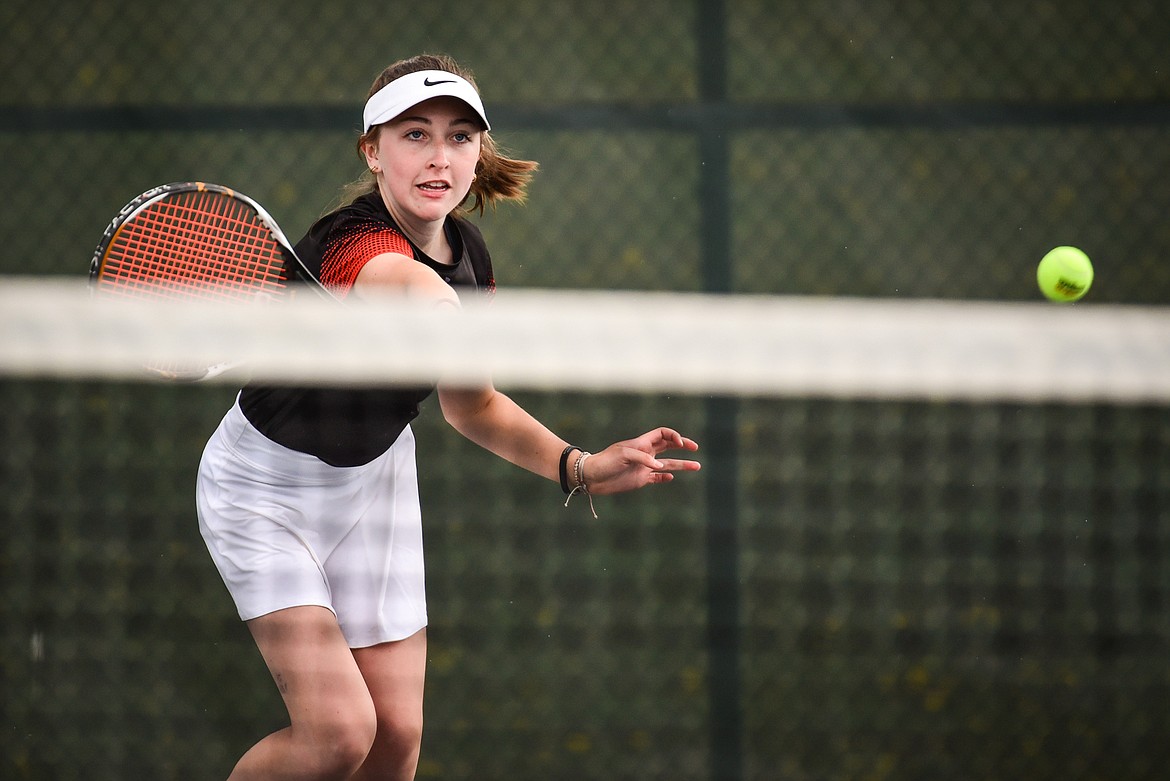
[89,181,333,379]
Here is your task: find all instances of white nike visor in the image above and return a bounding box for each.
[362,70,491,133]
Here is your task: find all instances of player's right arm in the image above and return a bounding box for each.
[352,252,459,306]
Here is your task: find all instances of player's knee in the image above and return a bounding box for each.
[305,708,378,778]
[338,720,379,774]
[378,708,424,764]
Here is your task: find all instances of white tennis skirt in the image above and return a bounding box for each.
[196,399,426,648]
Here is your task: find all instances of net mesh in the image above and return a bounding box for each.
[4,0,1170,779]
[2,283,1169,781]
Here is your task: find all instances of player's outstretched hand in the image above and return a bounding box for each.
[583,428,700,496]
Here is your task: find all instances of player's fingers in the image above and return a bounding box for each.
[635,428,699,453]
[621,447,665,471]
[656,457,702,473]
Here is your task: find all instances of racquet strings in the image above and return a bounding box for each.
[94,190,293,304]
[93,190,295,379]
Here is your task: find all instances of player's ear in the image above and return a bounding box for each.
[360,133,381,171]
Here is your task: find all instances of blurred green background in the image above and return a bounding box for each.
[2,1,1169,779]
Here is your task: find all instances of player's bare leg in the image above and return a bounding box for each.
[350,629,428,781]
[228,606,377,780]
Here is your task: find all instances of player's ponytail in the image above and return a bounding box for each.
[467,127,539,214]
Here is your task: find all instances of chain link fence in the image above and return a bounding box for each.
[3,1,1170,779]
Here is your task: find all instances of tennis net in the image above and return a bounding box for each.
[2,276,1169,781]
[4,276,1170,401]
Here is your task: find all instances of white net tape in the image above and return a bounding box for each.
[3,277,1170,402]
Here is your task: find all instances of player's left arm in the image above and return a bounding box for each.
[438,385,700,495]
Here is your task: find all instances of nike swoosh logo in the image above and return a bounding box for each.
[423,77,456,86]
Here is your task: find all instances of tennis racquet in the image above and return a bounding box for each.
[89,181,332,380]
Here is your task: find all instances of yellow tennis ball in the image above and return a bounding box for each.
[1037,246,1093,302]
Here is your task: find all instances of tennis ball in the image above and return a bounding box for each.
[1037,246,1093,302]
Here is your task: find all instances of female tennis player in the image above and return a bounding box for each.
[195,53,700,781]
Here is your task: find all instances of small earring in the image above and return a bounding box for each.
[370,166,381,174]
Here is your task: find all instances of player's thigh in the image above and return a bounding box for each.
[248,605,376,732]
[352,628,427,731]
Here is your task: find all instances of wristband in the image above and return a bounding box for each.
[558,445,579,494]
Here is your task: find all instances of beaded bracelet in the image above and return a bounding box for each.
[563,451,598,518]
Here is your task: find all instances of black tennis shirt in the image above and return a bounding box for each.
[238,192,494,467]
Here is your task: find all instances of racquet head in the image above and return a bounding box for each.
[89,181,327,380]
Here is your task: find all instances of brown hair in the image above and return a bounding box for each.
[338,53,538,216]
